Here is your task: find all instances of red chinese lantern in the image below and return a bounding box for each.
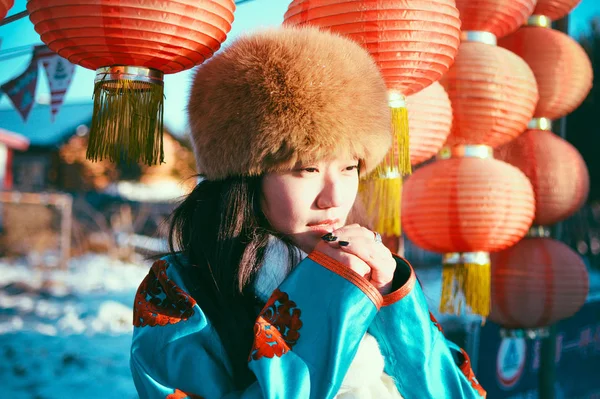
[284,0,461,236]
[499,26,593,120]
[496,128,589,226]
[402,146,535,315]
[532,0,581,22]
[490,234,589,329]
[27,0,236,165]
[407,82,453,166]
[0,0,13,20]
[455,0,536,39]
[440,41,538,148]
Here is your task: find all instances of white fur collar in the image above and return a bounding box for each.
[254,237,403,399]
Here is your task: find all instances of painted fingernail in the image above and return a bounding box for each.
[321,233,338,242]
[339,241,350,247]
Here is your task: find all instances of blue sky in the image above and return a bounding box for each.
[1,0,598,136]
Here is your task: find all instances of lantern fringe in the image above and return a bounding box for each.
[87,79,164,165]
[359,176,402,236]
[440,260,491,317]
[376,106,411,178]
[361,105,410,237]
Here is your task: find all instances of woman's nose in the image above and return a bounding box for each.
[316,176,344,209]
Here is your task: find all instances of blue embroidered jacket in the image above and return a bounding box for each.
[130,251,486,398]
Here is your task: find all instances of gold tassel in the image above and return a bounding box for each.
[359,175,403,236]
[375,92,412,178]
[359,92,411,236]
[439,252,491,317]
[87,66,165,166]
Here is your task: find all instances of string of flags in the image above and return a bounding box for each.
[0,45,75,122]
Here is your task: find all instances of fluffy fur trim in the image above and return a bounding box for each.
[187,26,391,180]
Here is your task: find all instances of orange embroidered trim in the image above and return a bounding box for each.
[167,388,203,399]
[430,312,444,334]
[382,255,417,307]
[309,251,383,310]
[459,349,487,397]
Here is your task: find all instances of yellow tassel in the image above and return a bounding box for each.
[359,94,411,236]
[376,100,411,178]
[439,252,491,317]
[359,176,402,236]
[87,78,164,166]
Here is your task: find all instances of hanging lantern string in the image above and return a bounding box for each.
[0,10,28,27]
[0,44,43,62]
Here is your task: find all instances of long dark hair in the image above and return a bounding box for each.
[166,176,297,388]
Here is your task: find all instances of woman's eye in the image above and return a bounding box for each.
[303,167,319,173]
[345,165,359,171]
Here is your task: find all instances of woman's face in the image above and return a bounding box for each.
[261,157,360,253]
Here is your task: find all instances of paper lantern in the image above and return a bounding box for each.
[455,0,536,39]
[27,0,236,165]
[402,150,535,253]
[532,0,581,21]
[499,26,593,120]
[284,0,461,97]
[407,82,453,166]
[0,0,13,20]
[284,0,461,236]
[440,42,538,148]
[490,235,589,329]
[402,146,535,315]
[496,128,589,226]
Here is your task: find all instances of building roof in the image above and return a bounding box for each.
[0,102,93,147]
[0,128,29,150]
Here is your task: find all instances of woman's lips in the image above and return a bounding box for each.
[306,219,340,233]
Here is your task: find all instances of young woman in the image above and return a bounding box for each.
[130,26,486,399]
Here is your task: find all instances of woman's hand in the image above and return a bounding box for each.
[313,224,396,295]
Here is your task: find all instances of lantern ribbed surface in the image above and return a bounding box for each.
[532,0,581,21]
[407,82,453,166]
[402,157,535,253]
[27,0,236,73]
[496,129,589,226]
[284,0,461,96]
[499,27,593,120]
[490,237,589,329]
[455,0,536,39]
[0,0,13,20]
[441,42,538,148]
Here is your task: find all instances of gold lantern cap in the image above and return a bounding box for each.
[460,31,497,46]
[437,145,494,160]
[525,15,552,28]
[528,117,553,131]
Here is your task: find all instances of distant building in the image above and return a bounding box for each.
[0,101,197,195]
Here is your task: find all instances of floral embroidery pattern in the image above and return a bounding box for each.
[133,260,197,327]
[250,289,303,361]
[459,349,487,397]
[166,389,203,399]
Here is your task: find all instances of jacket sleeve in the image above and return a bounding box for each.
[130,251,383,399]
[367,256,487,398]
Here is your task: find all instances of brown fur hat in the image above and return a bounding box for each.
[187,26,391,180]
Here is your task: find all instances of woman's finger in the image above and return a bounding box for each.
[326,224,377,242]
[332,236,395,294]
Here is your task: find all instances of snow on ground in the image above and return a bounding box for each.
[1,251,598,398]
[0,253,150,398]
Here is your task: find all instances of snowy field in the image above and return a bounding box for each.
[0,254,149,398]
